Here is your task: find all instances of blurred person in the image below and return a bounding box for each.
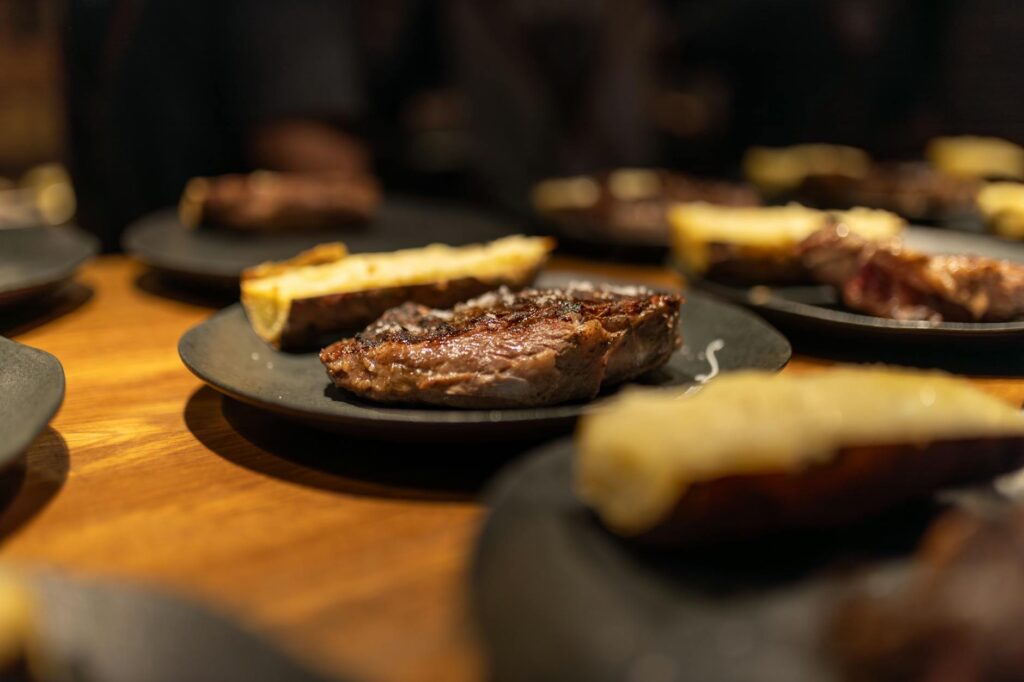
[447,0,958,198]
[67,0,1024,251]
[65,0,449,250]
[448,0,660,213]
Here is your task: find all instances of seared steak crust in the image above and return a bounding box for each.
[798,226,1024,323]
[320,284,683,408]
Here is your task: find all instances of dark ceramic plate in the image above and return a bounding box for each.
[0,337,64,466]
[471,439,1014,682]
[0,226,98,307]
[688,226,1024,340]
[123,198,521,286]
[19,569,338,682]
[178,274,791,441]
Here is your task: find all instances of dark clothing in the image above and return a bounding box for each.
[65,0,434,250]
[67,0,1024,249]
[449,0,659,213]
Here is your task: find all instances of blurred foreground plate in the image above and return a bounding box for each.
[178,273,791,442]
[0,227,98,308]
[123,198,521,288]
[471,438,1012,682]
[12,569,338,682]
[0,337,63,467]
[686,226,1024,341]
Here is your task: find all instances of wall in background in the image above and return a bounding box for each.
[0,0,64,178]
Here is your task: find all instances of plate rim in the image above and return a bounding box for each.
[123,198,525,281]
[0,225,99,302]
[177,287,792,431]
[123,208,240,280]
[0,336,65,465]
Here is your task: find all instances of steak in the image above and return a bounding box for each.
[320,284,683,408]
[797,225,1024,323]
[830,507,1024,682]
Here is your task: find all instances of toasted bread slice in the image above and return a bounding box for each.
[575,368,1024,544]
[241,235,555,349]
[977,181,1024,239]
[927,136,1024,181]
[668,202,904,282]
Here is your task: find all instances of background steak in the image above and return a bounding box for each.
[798,226,1024,322]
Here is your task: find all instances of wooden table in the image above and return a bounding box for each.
[3,256,1023,682]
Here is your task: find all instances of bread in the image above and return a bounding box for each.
[976,181,1024,239]
[742,144,871,195]
[241,235,555,349]
[926,136,1024,181]
[575,367,1024,544]
[531,175,603,214]
[668,202,905,282]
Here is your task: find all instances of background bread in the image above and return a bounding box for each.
[669,202,904,283]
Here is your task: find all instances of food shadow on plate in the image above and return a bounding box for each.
[134,269,240,309]
[184,387,532,502]
[0,428,69,543]
[0,282,92,337]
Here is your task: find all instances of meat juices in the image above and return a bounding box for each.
[320,284,683,408]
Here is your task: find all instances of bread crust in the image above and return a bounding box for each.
[702,242,808,284]
[632,437,1024,546]
[240,236,555,349]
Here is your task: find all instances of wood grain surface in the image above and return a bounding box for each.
[1,255,1022,682]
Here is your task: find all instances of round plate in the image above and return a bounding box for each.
[0,337,64,466]
[21,569,336,682]
[689,226,1024,340]
[0,226,98,307]
[471,438,1001,682]
[124,198,522,286]
[178,276,791,441]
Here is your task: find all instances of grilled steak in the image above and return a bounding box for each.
[797,225,1024,322]
[831,507,1024,682]
[320,284,683,408]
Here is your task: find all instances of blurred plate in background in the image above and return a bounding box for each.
[0,226,97,308]
[0,336,63,467]
[123,197,523,288]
